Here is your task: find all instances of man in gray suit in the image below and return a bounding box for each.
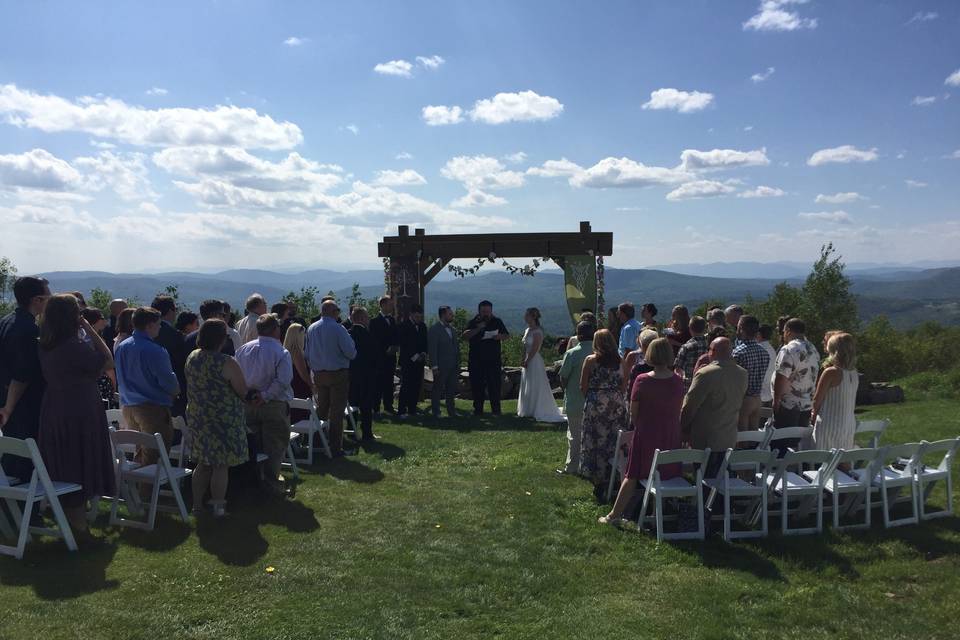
[428,306,460,418]
[680,337,748,478]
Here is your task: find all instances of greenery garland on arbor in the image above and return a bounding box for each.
[447,256,552,279]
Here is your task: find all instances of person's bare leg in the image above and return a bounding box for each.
[600,478,637,523]
[192,463,212,512]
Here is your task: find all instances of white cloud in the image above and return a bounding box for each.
[373,59,413,77]
[75,151,157,201]
[138,202,161,215]
[503,151,527,164]
[395,151,414,160]
[743,0,818,32]
[911,95,937,106]
[666,180,736,201]
[421,105,463,126]
[284,36,308,47]
[0,84,303,150]
[373,169,427,187]
[571,157,689,189]
[751,67,776,83]
[807,145,879,166]
[906,11,938,24]
[642,88,714,113]
[815,192,864,204]
[0,149,83,192]
[945,69,960,87]
[451,189,508,208]
[145,87,168,96]
[905,179,928,188]
[738,185,785,198]
[799,210,851,224]
[679,147,769,171]
[744,125,754,132]
[470,90,564,124]
[526,158,584,179]
[0,202,99,231]
[343,124,359,135]
[153,145,343,194]
[89,139,116,149]
[415,55,445,70]
[441,155,524,191]
[946,150,960,160]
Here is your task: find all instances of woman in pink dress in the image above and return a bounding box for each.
[599,337,684,525]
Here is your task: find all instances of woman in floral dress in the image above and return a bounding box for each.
[579,328,629,499]
[185,319,250,517]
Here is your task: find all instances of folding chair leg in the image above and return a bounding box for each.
[0,505,15,540]
[285,443,300,480]
[318,427,333,459]
[637,486,651,532]
[606,468,618,503]
[15,501,32,560]
[147,480,162,531]
[654,493,664,543]
[170,480,190,523]
[46,494,78,551]
[723,493,731,542]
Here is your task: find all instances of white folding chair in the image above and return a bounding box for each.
[769,426,814,455]
[167,416,192,469]
[916,437,960,520]
[605,429,633,501]
[283,432,300,480]
[765,449,838,535]
[704,448,774,541]
[809,447,880,531]
[637,448,711,542]
[345,405,361,439]
[855,419,890,449]
[109,430,191,531]
[0,436,80,559]
[289,398,331,464]
[850,443,923,528]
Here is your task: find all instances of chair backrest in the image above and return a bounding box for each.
[878,442,924,475]
[736,427,772,449]
[0,436,56,497]
[725,447,774,469]
[834,447,881,469]
[289,397,313,412]
[769,426,813,450]
[0,434,32,460]
[105,408,127,428]
[919,438,960,472]
[855,419,890,447]
[171,416,191,467]
[651,447,710,468]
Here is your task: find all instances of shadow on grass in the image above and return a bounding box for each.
[196,491,319,566]
[870,515,960,560]
[397,411,565,434]
[0,538,121,599]
[359,438,406,461]
[310,455,386,484]
[674,539,786,582]
[114,516,192,552]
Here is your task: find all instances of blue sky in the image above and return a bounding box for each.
[0,0,958,273]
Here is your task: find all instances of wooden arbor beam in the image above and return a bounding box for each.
[377,221,612,260]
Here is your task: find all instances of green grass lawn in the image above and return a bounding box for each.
[2,397,960,640]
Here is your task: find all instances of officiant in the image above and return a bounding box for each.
[463,300,509,416]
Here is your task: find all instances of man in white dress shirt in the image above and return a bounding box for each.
[235,313,293,494]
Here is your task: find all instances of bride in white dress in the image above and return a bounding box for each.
[517,308,566,423]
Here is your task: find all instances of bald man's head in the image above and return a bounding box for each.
[109,299,127,316]
[709,336,733,361]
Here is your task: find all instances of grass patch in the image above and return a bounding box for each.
[1,398,960,639]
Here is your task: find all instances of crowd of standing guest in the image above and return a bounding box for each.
[552,300,859,526]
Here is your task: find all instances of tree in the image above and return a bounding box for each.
[284,286,321,321]
[800,243,859,349]
[159,284,181,309]
[0,256,17,316]
[89,287,113,314]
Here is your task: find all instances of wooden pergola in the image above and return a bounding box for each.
[377,221,613,318]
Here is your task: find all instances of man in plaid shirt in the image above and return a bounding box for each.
[674,315,707,391]
[733,315,770,429]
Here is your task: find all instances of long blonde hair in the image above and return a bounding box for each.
[827,332,856,370]
[592,328,620,369]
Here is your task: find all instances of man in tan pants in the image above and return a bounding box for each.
[235,314,294,494]
[304,300,357,456]
[114,307,180,466]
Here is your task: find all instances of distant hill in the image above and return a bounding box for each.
[43,265,960,335]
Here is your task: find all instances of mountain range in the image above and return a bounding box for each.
[40,263,960,335]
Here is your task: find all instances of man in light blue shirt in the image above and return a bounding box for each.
[304,300,356,456]
[114,307,180,465]
[235,313,294,493]
[617,302,641,358]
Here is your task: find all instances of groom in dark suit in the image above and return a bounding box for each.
[428,306,460,418]
[397,304,428,418]
[368,296,399,415]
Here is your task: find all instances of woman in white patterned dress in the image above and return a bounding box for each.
[517,308,566,423]
[811,332,859,451]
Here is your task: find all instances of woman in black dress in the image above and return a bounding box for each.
[37,294,116,536]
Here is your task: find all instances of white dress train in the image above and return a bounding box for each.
[517,328,566,423]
